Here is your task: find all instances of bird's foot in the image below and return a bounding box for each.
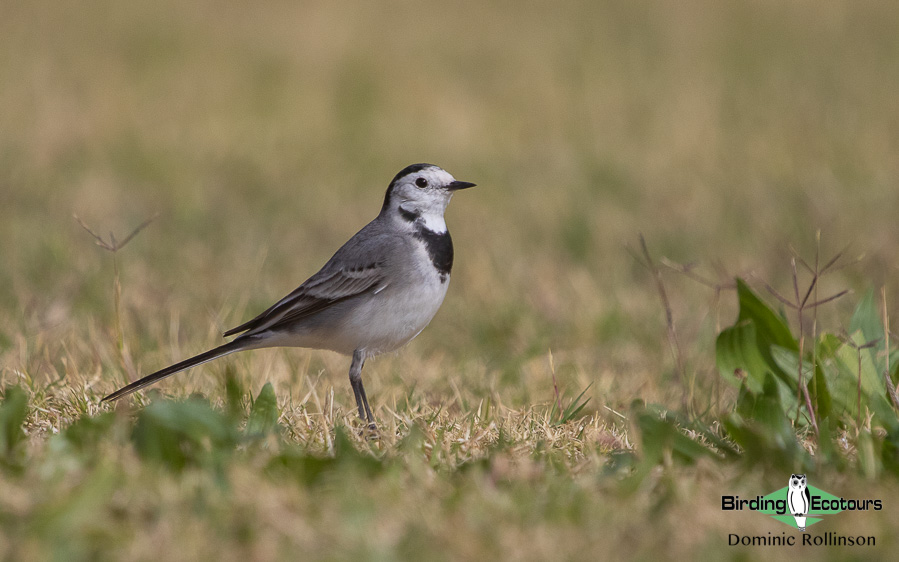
[357,421,379,440]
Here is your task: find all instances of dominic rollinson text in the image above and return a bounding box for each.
[729,532,875,547]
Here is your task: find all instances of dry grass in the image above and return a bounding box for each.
[2,0,899,559]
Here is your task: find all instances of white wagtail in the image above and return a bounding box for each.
[102,164,475,425]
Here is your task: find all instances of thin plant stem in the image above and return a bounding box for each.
[548,350,564,423]
[882,288,899,411]
[638,235,689,413]
[75,213,157,382]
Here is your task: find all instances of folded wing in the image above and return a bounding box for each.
[224,262,387,337]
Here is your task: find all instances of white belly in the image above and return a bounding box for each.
[336,274,449,355]
[255,272,449,357]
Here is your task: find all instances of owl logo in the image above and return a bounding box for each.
[787,474,810,531]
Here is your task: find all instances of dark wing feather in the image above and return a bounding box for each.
[223,263,387,337]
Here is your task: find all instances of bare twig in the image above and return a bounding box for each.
[881,288,899,412]
[638,235,688,412]
[790,257,809,427]
[790,243,859,276]
[838,331,878,427]
[660,259,718,289]
[74,213,158,382]
[74,213,158,252]
[660,258,740,334]
[753,274,798,309]
[805,290,851,309]
[809,233,820,431]
[750,238,854,437]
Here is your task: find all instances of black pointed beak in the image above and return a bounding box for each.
[447,180,476,191]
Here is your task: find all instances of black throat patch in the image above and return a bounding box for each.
[414,225,453,278]
[398,206,420,222]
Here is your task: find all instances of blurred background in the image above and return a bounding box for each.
[2,0,898,412]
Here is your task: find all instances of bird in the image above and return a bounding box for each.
[102,163,475,426]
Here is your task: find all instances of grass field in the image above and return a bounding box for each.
[2,1,899,560]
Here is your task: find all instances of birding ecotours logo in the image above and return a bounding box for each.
[721,474,882,531]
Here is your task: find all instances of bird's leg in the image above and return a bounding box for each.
[349,349,375,427]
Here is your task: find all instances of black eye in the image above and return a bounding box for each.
[415,177,428,188]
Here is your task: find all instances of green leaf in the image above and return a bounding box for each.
[848,289,894,391]
[267,449,339,486]
[247,382,279,436]
[734,372,790,435]
[770,345,829,422]
[849,289,883,350]
[332,425,385,476]
[33,465,118,543]
[716,280,798,394]
[821,332,896,424]
[636,407,720,466]
[132,398,239,474]
[814,418,847,470]
[735,278,797,353]
[0,386,29,469]
[550,383,593,426]
[836,334,883,391]
[716,321,767,393]
[816,332,843,358]
[621,403,724,492]
[726,373,810,471]
[51,412,117,457]
[881,422,899,475]
[224,365,246,421]
[753,373,795,442]
[856,430,880,480]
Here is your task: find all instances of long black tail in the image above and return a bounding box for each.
[101,340,246,402]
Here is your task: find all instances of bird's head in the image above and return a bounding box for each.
[381,163,475,230]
